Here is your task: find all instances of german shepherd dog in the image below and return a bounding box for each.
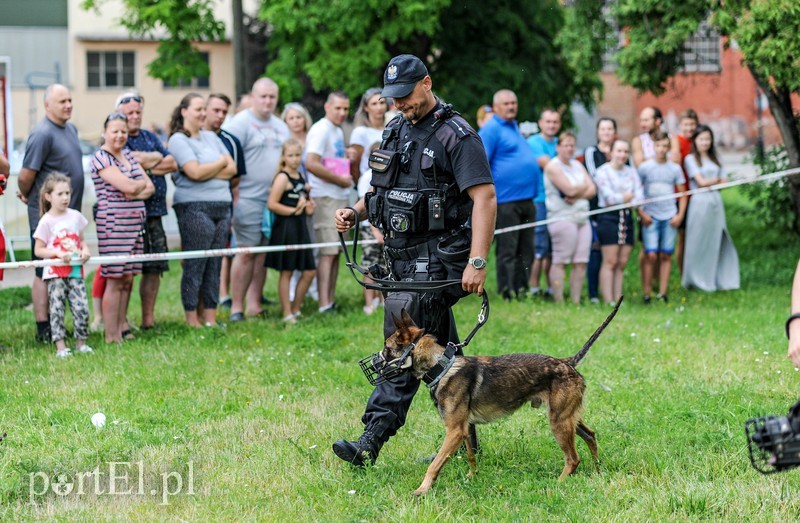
[383,299,622,496]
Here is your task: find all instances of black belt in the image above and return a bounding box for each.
[385,239,432,261]
[339,208,490,356]
[384,228,468,262]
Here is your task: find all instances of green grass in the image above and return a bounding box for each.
[2,188,800,521]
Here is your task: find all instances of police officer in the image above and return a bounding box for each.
[332,54,497,466]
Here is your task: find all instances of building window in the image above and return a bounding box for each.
[681,20,721,72]
[603,16,721,73]
[162,52,210,89]
[87,51,135,89]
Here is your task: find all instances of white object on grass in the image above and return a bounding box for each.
[91,412,106,428]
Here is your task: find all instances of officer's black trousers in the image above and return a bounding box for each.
[360,290,461,440]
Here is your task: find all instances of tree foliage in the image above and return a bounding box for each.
[713,0,800,94]
[82,0,226,85]
[613,0,711,95]
[612,0,800,233]
[261,0,448,106]
[263,0,610,122]
[82,1,611,123]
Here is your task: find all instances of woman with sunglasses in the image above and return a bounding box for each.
[168,93,236,327]
[90,112,154,343]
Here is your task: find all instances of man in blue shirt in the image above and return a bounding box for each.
[526,108,561,297]
[116,92,178,330]
[479,89,539,300]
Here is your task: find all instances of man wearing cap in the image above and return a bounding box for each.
[116,92,178,330]
[332,54,497,466]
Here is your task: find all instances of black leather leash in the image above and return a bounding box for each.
[338,207,489,347]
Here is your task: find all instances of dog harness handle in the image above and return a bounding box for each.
[422,342,458,388]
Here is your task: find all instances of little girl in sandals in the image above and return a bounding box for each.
[265,139,316,323]
[33,173,93,357]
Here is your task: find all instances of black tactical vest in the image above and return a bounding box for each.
[365,103,469,242]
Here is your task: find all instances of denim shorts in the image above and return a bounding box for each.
[642,218,677,254]
[534,200,551,258]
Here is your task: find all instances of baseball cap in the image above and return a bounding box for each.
[381,55,429,99]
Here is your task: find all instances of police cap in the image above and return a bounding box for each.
[381,55,429,99]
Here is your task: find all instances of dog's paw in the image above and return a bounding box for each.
[413,487,429,497]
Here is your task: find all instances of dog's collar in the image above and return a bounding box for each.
[423,342,458,388]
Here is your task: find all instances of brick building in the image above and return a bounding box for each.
[594,23,782,150]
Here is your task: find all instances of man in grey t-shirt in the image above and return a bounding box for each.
[222,78,290,320]
[17,83,84,342]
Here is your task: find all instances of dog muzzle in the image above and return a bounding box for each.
[359,345,414,386]
[745,413,800,474]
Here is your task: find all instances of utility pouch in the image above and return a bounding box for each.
[368,149,400,188]
[364,191,383,229]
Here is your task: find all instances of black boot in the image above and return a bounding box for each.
[332,429,384,467]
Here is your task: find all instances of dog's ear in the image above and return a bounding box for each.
[400,309,417,329]
[392,312,404,331]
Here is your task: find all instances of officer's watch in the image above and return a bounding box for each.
[468,256,487,270]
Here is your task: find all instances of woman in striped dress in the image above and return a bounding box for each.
[90,112,154,343]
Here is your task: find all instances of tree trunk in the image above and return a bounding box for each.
[232,0,245,97]
[747,64,800,233]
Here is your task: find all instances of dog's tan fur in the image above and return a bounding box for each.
[383,299,622,496]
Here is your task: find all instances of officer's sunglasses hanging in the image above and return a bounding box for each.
[400,141,417,173]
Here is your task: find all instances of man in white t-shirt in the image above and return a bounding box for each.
[305,91,356,313]
[222,78,290,321]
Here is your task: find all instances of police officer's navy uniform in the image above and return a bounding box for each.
[333,89,494,465]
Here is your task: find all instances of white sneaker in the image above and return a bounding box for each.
[90,320,104,333]
[363,305,374,315]
[76,345,94,354]
[282,314,297,324]
[56,349,73,358]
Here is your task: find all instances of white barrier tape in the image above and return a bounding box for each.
[0,237,379,270]
[1,165,798,271]
[494,165,800,236]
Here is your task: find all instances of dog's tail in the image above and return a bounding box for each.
[567,296,623,367]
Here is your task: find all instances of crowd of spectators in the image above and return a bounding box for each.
[4,81,742,354]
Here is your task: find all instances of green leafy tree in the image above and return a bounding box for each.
[263,0,610,123]
[82,0,226,86]
[613,0,800,232]
[82,1,611,124]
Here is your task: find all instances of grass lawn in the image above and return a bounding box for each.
[2,188,800,521]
